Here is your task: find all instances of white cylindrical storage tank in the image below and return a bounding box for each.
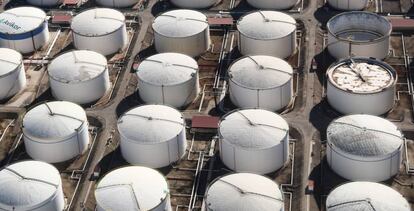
[326,182,411,211]
[203,173,284,211]
[170,0,217,8]
[246,0,298,10]
[326,57,397,115]
[71,8,127,56]
[118,105,187,168]
[137,53,200,108]
[95,166,172,211]
[219,109,289,174]
[0,48,26,100]
[48,50,110,105]
[327,12,392,60]
[0,7,49,54]
[327,0,369,10]
[228,55,293,111]
[237,11,296,58]
[327,114,404,182]
[26,0,62,7]
[0,161,65,211]
[23,101,90,163]
[96,0,139,7]
[153,10,210,57]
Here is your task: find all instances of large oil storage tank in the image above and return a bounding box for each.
[48,50,110,105]
[96,0,139,7]
[95,166,172,211]
[170,0,217,8]
[118,105,187,168]
[23,101,90,163]
[27,0,62,7]
[137,53,200,108]
[326,182,411,211]
[0,7,49,54]
[237,11,296,58]
[71,8,127,56]
[219,109,289,174]
[203,173,284,211]
[153,9,210,57]
[228,55,293,111]
[246,0,298,10]
[327,114,403,182]
[326,57,397,115]
[327,0,369,10]
[327,12,392,60]
[0,48,26,101]
[0,161,65,211]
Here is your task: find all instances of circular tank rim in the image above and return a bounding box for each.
[0,7,47,35]
[326,11,392,44]
[70,8,126,37]
[228,55,293,90]
[237,10,297,41]
[203,172,284,210]
[117,104,185,145]
[326,57,397,94]
[152,10,209,38]
[0,160,63,211]
[47,50,109,84]
[95,165,170,210]
[218,108,289,150]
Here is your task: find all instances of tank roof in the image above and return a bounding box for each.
[327,58,396,94]
[229,55,293,89]
[71,8,125,36]
[0,7,46,35]
[327,114,403,157]
[0,48,22,76]
[118,105,184,144]
[23,101,87,141]
[48,50,108,83]
[237,11,296,40]
[96,166,169,211]
[219,109,289,149]
[205,173,284,211]
[152,9,208,38]
[137,53,198,86]
[0,161,61,210]
[327,182,410,211]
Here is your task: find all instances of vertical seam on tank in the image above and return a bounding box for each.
[162,85,165,104]
[31,31,36,51]
[167,139,171,164]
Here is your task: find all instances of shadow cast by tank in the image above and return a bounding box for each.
[115,91,142,118]
[4,0,30,10]
[314,5,340,27]
[309,99,341,140]
[151,1,171,17]
[312,48,336,84]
